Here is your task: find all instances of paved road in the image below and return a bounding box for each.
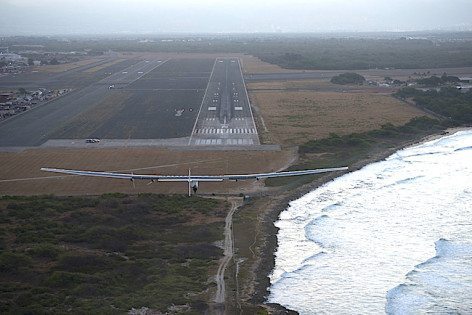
[189,58,259,146]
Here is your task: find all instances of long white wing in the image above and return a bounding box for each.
[40,167,348,182]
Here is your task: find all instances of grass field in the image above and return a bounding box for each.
[240,55,303,74]
[250,90,428,146]
[33,58,104,73]
[83,59,126,73]
[247,79,333,91]
[0,148,293,196]
[0,194,228,313]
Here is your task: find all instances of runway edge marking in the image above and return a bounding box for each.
[188,58,218,146]
[237,58,259,137]
[124,59,170,87]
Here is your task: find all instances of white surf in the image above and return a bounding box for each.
[269,130,472,314]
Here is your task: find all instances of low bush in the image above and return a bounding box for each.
[330,72,366,85]
[26,244,62,259]
[0,252,33,273]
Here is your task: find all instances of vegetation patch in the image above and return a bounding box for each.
[415,73,460,86]
[253,38,472,70]
[5,36,472,70]
[266,116,449,187]
[0,194,227,314]
[395,87,472,124]
[330,73,366,85]
[251,91,427,146]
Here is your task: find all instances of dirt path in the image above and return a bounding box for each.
[214,198,242,307]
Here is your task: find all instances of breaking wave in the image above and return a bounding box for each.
[269,130,472,314]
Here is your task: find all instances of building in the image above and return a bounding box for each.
[0,53,23,62]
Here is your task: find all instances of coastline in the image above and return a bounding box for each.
[250,126,471,314]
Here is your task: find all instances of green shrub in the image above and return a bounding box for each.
[57,253,116,273]
[0,252,33,273]
[26,244,61,259]
[331,72,366,85]
[0,194,226,313]
[47,271,98,288]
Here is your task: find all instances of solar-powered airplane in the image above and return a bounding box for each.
[41,167,349,196]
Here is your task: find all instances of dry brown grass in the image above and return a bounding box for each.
[247,79,333,90]
[83,59,126,73]
[251,91,429,146]
[33,58,104,73]
[0,147,293,196]
[240,55,302,74]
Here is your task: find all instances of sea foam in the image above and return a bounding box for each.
[269,130,472,314]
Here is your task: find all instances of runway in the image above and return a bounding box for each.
[0,59,162,146]
[98,59,167,86]
[189,58,259,146]
[0,56,260,148]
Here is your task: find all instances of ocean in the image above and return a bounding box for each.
[269,130,472,314]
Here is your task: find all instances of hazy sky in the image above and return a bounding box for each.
[2,0,472,35]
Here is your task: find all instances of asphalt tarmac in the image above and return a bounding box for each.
[0,57,260,147]
[0,58,214,146]
[189,58,260,146]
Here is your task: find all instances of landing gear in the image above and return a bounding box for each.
[187,182,198,196]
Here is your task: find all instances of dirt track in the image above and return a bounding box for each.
[214,198,242,307]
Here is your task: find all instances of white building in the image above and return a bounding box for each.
[0,53,23,62]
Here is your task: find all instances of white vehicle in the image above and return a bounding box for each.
[41,167,348,196]
[108,85,115,89]
[85,139,100,143]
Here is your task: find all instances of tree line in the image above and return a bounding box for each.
[4,35,472,70]
[395,87,472,124]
